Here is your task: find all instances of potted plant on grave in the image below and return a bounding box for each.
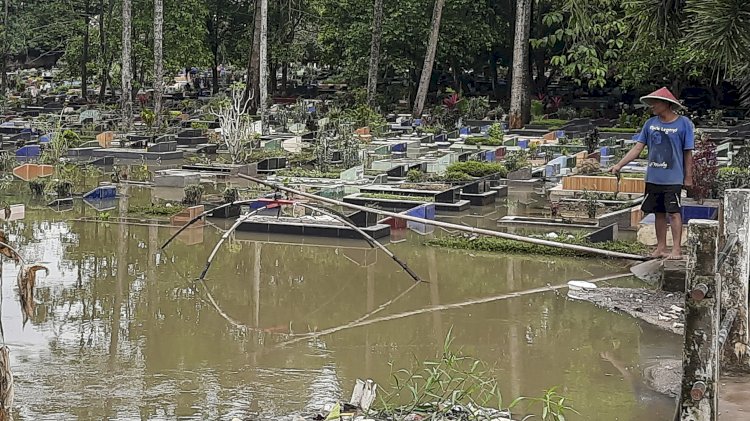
[182,184,204,206]
[208,186,242,219]
[505,151,532,180]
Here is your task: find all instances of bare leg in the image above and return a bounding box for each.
[668,212,683,259]
[652,213,668,258]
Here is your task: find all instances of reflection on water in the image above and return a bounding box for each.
[0,185,680,420]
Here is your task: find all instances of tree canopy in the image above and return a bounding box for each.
[1,0,747,108]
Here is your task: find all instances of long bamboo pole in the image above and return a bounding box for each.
[238,174,649,261]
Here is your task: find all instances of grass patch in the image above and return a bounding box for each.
[427,233,647,257]
[464,136,504,146]
[446,161,507,178]
[277,168,341,179]
[530,119,569,127]
[128,203,185,217]
[598,127,638,133]
[360,193,433,202]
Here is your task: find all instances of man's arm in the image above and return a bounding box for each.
[684,150,693,187]
[609,142,646,173]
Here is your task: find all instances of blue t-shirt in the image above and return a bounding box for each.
[635,116,695,185]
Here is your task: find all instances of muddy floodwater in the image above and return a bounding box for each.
[1,184,680,420]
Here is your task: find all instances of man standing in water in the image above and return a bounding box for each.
[609,87,694,259]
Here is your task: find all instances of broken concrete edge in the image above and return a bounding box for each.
[567,287,685,335]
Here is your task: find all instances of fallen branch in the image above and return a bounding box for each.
[278,272,631,347]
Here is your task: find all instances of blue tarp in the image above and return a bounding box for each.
[16,145,41,157]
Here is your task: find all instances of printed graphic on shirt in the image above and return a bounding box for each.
[648,128,674,169]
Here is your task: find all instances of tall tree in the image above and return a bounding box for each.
[80,0,91,101]
[246,0,262,110]
[509,0,532,129]
[366,0,384,105]
[1,0,8,96]
[121,0,133,129]
[153,0,164,127]
[413,0,446,118]
[259,0,269,134]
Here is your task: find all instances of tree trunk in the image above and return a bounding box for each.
[98,0,108,102]
[269,60,277,95]
[0,0,8,96]
[247,0,262,111]
[366,0,384,105]
[153,0,164,127]
[212,55,219,95]
[259,0,269,135]
[81,0,90,101]
[412,0,445,118]
[121,0,133,129]
[509,0,532,129]
[281,62,288,94]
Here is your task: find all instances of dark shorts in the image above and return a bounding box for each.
[642,183,682,214]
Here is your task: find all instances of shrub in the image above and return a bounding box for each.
[557,106,577,120]
[183,184,205,205]
[406,169,425,182]
[464,136,503,146]
[716,167,750,197]
[531,100,545,118]
[446,161,507,177]
[487,123,504,141]
[691,131,718,203]
[504,151,530,172]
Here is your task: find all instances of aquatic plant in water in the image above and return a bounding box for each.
[374,329,578,421]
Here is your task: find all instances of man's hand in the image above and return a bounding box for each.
[684,176,693,188]
[608,165,621,175]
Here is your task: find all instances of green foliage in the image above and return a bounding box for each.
[222,186,239,204]
[487,123,504,142]
[276,168,342,179]
[29,179,48,196]
[360,193,432,202]
[191,122,209,130]
[504,151,530,172]
[182,184,205,205]
[446,161,508,178]
[141,109,156,128]
[716,167,750,197]
[406,169,426,183]
[128,203,185,217]
[427,233,647,257]
[531,100,545,118]
[463,96,490,120]
[535,0,628,88]
[599,127,638,133]
[464,136,503,146]
[531,118,569,127]
[580,189,602,218]
[443,170,473,182]
[375,330,505,418]
[51,179,73,198]
[344,104,387,136]
[556,107,578,120]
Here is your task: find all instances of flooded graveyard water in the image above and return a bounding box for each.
[1,184,681,420]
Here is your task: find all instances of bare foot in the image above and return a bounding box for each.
[650,249,668,258]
